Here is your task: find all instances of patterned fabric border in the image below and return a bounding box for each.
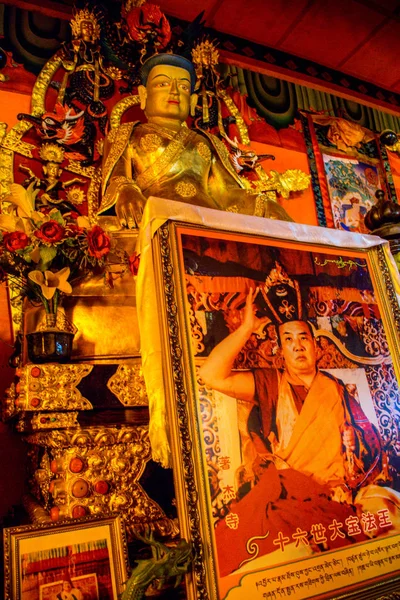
[301,114,327,227]
[378,140,398,204]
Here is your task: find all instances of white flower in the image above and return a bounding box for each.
[28,267,72,300]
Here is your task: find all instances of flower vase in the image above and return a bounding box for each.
[25,312,75,364]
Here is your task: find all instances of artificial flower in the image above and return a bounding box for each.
[35,220,66,244]
[2,231,30,252]
[87,225,111,259]
[0,212,31,234]
[4,182,39,218]
[28,267,72,300]
[128,252,140,276]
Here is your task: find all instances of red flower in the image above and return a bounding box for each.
[3,231,30,252]
[86,226,111,259]
[35,220,65,244]
[128,252,140,276]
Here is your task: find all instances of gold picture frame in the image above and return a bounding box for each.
[3,515,128,600]
[145,200,400,600]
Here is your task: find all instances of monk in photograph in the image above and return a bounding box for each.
[199,264,399,576]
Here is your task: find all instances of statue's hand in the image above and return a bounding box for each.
[115,185,146,229]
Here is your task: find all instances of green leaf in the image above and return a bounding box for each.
[39,245,57,267]
[49,210,65,226]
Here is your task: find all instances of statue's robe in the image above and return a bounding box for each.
[98,122,290,220]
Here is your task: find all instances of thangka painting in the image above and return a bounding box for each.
[323,154,381,233]
[156,218,400,600]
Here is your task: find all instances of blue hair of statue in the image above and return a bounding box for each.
[140,53,196,93]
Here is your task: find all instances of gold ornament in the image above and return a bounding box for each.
[174,180,197,198]
[66,186,85,205]
[70,8,101,43]
[196,142,212,162]
[246,164,311,200]
[191,38,220,76]
[140,133,162,153]
[17,364,93,411]
[2,383,19,421]
[26,425,178,539]
[107,364,149,406]
[39,143,65,164]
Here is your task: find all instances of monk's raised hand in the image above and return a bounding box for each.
[242,288,270,334]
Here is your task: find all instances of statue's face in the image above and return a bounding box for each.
[45,162,61,179]
[80,20,94,42]
[143,64,192,123]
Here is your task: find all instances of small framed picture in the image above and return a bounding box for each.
[142,198,400,599]
[3,516,128,600]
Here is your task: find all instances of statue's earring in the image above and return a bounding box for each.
[190,93,198,117]
[138,85,147,111]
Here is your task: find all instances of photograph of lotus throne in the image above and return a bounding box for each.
[179,230,400,583]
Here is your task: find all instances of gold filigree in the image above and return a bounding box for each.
[30,412,79,431]
[252,165,311,199]
[174,180,197,198]
[254,194,266,216]
[102,122,135,196]
[136,126,196,191]
[25,425,177,539]
[39,143,65,163]
[218,89,250,146]
[109,96,140,130]
[107,364,149,406]
[70,8,101,42]
[200,130,244,187]
[196,141,211,162]
[1,129,35,161]
[0,145,14,200]
[158,223,208,591]
[66,186,85,205]
[2,383,19,421]
[226,204,239,213]
[140,133,162,153]
[192,38,220,71]
[66,160,96,179]
[87,166,102,221]
[17,364,93,411]
[25,425,145,448]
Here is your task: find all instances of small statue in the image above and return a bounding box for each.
[121,533,193,600]
[20,143,85,212]
[98,53,293,228]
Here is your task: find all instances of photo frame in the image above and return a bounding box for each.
[144,199,400,600]
[3,516,128,600]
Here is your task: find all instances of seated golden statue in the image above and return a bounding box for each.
[98,53,292,228]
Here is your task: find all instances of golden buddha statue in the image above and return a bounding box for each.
[98,53,292,228]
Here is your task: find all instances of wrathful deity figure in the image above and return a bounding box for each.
[98,53,292,228]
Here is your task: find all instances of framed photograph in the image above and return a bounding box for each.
[148,203,400,600]
[3,516,128,600]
